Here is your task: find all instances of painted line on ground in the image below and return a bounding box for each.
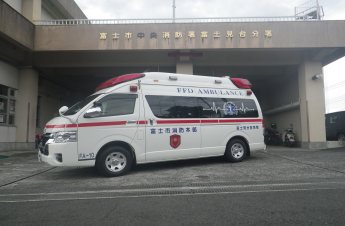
[1,181,345,203]
[0,187,344,203]
[1,181,345,197]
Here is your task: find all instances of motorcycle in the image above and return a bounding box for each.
[283,128,296,147]
[264,127,283,145]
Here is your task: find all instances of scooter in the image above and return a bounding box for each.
[264,127,283,145]
[283,128,296,147]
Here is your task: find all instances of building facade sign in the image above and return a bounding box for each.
[99,29,272,41]
[33,21,345,51]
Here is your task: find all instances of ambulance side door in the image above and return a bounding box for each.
[143,91,201,162]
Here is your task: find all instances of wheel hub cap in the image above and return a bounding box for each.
[105,152,127,173]
[112,158,119,165]
[231,143,244,159]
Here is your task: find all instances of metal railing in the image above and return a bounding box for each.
[34,16,322,26]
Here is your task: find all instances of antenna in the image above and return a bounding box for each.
[295,0,324,20]
[172,0,176,23]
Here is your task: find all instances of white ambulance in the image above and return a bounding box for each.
[38,72,265,177]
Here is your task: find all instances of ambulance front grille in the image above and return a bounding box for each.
[39,133,51,155]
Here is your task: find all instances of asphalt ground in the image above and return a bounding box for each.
[1,147,345,225]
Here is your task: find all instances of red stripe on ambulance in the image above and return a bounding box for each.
[45,118,262,129]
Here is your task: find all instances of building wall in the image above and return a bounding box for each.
[15,69,38,143]
[0,126,16,142]
[265,109,301,142]
[41,7,54,20]
[260,74,299,111]
[3,0,85,22]
[0,61,77,148]
[0,60,18,145]
[0,0,86,150]
[55,0,87,19]
[37,78,70,133]
[298,60,326,148]
[22,0,42,21]
[261,72,301,142]
[0,1,35,50]
[3,0,22,13]
[0,61,19,89]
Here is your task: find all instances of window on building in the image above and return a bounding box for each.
[330,116,337,124]
[0,84,16,125]
[145,95,259,119]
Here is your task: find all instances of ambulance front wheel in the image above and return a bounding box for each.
[225,138,247,162]
[96,146,133,177]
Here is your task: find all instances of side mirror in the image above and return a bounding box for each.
[59,106,69,116]
[93,101,102,107]
[84,106,102,118]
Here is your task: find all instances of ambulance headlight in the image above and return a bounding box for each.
[53,131,77,143]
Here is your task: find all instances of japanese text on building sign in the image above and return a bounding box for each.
[99,30,272,40]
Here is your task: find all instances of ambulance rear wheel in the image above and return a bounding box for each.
[225,139,247,162]
[96,146,133,177]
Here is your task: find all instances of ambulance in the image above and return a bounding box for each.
[38,72,265,177]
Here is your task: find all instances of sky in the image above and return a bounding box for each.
[75,0,345,113]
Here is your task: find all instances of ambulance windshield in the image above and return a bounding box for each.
[63,94,101,116]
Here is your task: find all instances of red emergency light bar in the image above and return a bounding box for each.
[95,73,145,91]
[230,78,252,89]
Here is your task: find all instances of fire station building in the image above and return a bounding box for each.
[1,0,345,150]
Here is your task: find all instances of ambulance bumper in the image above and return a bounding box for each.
[38,142,79,166]
[249,142,266,152]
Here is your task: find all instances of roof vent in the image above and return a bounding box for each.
[169,75,178,81]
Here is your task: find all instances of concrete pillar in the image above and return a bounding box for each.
[22,0,41,21]
[298,60,326,149]
[176,62,193,75]
[16,68,38,144]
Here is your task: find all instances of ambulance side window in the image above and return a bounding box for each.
[146,95,201,118]
[174,96,202,118]
[148,96,173,118]
[199,98,259,118]
[146,95,258,118]
[86,94,137,118]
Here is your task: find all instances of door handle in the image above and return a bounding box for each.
[149,118,155,125]
[127,120,136,124]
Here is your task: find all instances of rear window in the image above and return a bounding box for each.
[146,95,258,118]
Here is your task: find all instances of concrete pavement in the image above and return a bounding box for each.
[1,147,345,225]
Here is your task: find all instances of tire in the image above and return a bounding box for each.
[225,139,247,162]
[96,146,133,177]
[338,133,345,142]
